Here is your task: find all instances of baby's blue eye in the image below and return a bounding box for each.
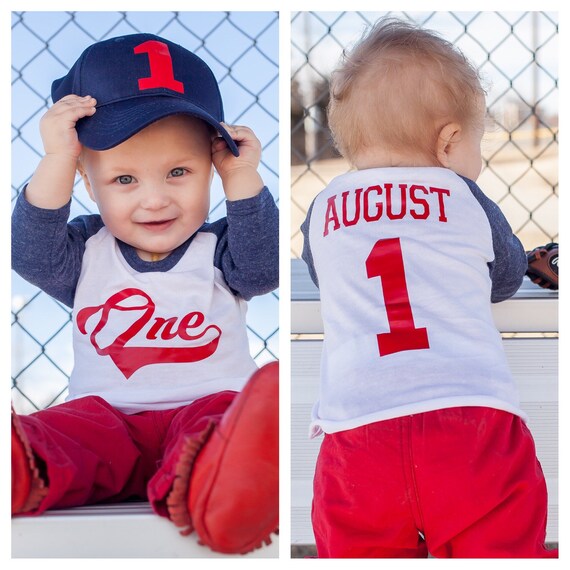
[170,168,185,177]
[117,175,133,185]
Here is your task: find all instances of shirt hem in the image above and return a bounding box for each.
[309,396,528,438]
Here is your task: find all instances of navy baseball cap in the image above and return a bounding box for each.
[51,33,239,156]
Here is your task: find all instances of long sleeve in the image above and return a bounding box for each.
[210,187,279,300]
[300,200,319,288]
[460,176,528,303]
[11,189,103,307]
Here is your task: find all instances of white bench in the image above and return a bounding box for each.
[12,501,279,558]
[291,258,558,547]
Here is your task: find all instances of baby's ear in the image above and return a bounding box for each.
[76,160,95,201]
[436,123,462,167]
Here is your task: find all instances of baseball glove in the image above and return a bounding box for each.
[526,242,558,290]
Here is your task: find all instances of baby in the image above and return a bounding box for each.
[12,33,278,555]
[301,18,556,558]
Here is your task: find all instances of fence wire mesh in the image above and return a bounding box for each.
[11,11,279,413]
[290,11,558,258]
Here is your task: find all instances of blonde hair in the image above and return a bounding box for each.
[328,18,485,164]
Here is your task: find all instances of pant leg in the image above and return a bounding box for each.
[312,420,428,558]
[412,407,557,558]
[147,390,237,517]
[17,396,161,512]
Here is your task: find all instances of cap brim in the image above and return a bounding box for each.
[76,96,239,157]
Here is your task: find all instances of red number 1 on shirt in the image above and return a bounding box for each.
[365,237,430,356]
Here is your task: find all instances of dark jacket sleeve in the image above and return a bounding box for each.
[300,199,319,288]
[460,176,528,303]
[209,187,279,301]
[11,188,103,307]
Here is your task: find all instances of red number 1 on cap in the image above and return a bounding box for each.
[134,40,184,94]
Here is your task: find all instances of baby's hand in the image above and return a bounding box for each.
[40,95,97,159]
[24,95,96,209]
[212,123,264,201]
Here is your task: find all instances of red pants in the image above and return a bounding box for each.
[16,391,236,515]
[312,407,557,558]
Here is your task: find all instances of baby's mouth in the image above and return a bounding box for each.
[138,219,175,231]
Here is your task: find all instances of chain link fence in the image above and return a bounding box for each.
[11,11,279,414]
[291,11,558,257]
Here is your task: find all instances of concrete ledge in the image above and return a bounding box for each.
[12,502,279,558]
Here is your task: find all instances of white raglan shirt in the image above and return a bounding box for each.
[302,167,526,437]
[70,228,258,413]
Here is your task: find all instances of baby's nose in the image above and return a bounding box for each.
[140,184,170,210]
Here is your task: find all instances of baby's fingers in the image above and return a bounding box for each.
[220,123,258,146]
[50,95,97,119]
[40,95,97,157]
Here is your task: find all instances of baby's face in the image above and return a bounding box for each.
[79,115,213,261]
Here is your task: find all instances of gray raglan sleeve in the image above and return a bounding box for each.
[11,189,102,307]
[300,200,319,288]
[210,187,279,301]
[460,176,528,303]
